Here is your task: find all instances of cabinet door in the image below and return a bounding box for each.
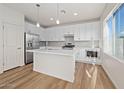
[51,28,57,41]
[59,29,65,41]
[92,22,100,40]
[39,28,45,41]
[43,29,48,41]
[85,23,92,40]
[66,25,75,34]
[4,23,24,71]
[80,24,85,40]
[45,29,52,41]
[75,49,86,61]
[0,22,3,73]
[73,25,80,41]
[55,28,64,41]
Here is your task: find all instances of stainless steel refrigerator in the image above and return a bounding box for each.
[24,33,40,64]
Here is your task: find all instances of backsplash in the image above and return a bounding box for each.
[40,40,99,48]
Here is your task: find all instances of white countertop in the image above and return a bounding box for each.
[26,46,100,57]
[26,48,76,56]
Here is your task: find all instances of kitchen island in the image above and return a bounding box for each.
[27,48,76,82]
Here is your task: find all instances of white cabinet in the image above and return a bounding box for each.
[39,28,45,41]
[72,25,80,41]
[86,23,93,40]
[0,21,3,73]
[3,23,24,71]
[54,29,60,41]
[54,27,65,41]
[75,49,86,61]
[45,29,53,41]
[79,21,100,41]
[79,23,92,41]
[44,21,100,41]
[25,22,45,41]
[64,25,74,34]
[92,22,100,40]
[58,28,65,41]
[45,27,63,41]
[51,28,57,41]
[79,24,85,40]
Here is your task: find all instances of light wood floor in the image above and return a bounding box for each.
[0,62,115,89]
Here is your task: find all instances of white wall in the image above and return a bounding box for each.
[0,21,3,73]
[101,3,124,88]
[0,4,25,72]
[102,53,124,88]
[0,4,24,25]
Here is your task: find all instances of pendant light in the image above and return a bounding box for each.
[36,4,40,27]
[56,3,60,24]
[56,19,60,24]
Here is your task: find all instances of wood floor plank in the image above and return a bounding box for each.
[0,62,115,89]
[72,62,84,88]
[0,66,32,87]
[0,64,32,80]
[11,72,39,88]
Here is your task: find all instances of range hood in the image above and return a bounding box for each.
[62,34,75,49]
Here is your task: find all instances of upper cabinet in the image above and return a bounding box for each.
[44,21,100,41]
[25,22,45,41]
[25,21,100,42]
[72,25,80,41]
[79,22,100,41]
[92,21,100,40]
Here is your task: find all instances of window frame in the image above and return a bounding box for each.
[103,3,124,63]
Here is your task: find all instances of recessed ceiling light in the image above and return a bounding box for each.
[73,13,78,16]
[50,18,54,21]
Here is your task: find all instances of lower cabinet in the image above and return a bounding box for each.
[75,49,86,61]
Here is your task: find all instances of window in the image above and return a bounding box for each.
[104,16,113,55]
[114,4,124,60]
[104,3,124,61]
[114,4,124,38]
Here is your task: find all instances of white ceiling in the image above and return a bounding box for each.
[3,3,106,28]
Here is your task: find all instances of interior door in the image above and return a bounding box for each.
[0,21,3,73]
[4,23,24,71]
[16,26,24,66]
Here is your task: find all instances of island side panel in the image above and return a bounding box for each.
[33,52,75,82]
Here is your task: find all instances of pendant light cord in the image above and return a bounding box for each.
[37,5,39,21]
[36,4,40,23]
[57,3,59,20]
